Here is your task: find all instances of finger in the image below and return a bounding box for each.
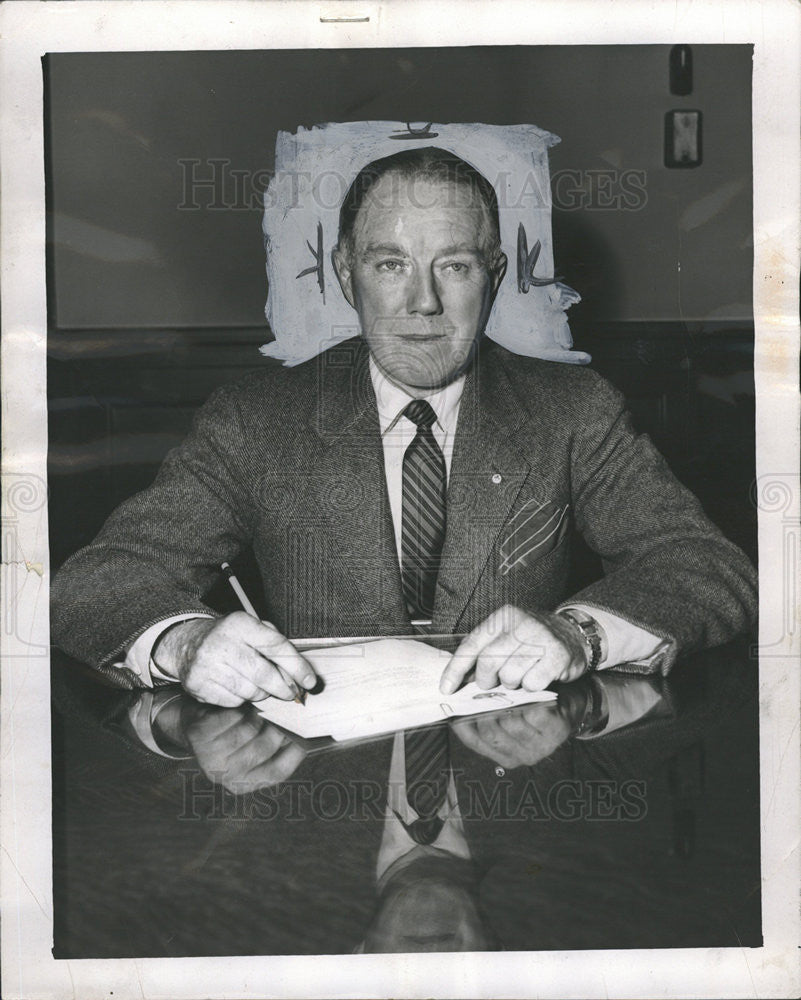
[520,658,562,691]
[189,677,248,708]
[449,717,483,752]
[440,608,515,694]
[204,720,268,765]
[185,707,259,749]
[184,642,273,703]
[240,742,307,791]
[496,629,550,687]
[211,640,303,702]
[450,719,505,762]
[524,635,576,689]
[451,717,522,769]
[226,648,298,701]
[216,611,317,687]
[495,708,546,742]
[475,714,513,749]
[227,614,317,689]
[492,710,563,768]
[518,700,562,730]
[497,654,538,689]
[474,623,544,689]
[225,725,291,775]
[471,717,521,769]
[473,628,539,689]
[257,643,317,692]
[214,740,291,791]
[472,635,519,689]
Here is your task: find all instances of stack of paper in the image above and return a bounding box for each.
[253,637,556,741]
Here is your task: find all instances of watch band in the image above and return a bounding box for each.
[573,676,611,737]
[558,609,604,672]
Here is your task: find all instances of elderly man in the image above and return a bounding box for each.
[51,147,757,706]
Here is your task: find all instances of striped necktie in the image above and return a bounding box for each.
[401,399,447,621]
[400,723,451,845]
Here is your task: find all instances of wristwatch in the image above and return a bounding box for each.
[573,676,611,738]
[557,608,605,672]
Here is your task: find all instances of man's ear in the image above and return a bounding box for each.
[332,247,356,310]
[490,252,508,300]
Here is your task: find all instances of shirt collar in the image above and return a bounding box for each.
[369,355,466,437]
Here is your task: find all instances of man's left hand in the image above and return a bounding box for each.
[439,605,589,695]
[450,700,574,769]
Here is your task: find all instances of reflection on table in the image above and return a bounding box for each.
[51,639,761,957]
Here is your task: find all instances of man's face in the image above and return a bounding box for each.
[364,877,488,953]
[333,172,507,394]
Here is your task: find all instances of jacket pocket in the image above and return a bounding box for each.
[498,499,570,576]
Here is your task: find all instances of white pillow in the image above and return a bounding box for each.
[261,121,588,366]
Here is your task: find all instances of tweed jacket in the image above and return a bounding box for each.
[50,337,757,683]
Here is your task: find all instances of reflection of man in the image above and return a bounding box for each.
[118,674,674,953]
[357,723,495,954]
[51,147,757,705]
[359,848,493,954]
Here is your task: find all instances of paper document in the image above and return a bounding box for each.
[253,637,557,741]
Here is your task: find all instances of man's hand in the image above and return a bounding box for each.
[153,612,317,707]
[439,605,589,695]
[183,705,307,793]
[450,701,573,769]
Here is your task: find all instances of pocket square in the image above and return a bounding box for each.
[499,500,570,576]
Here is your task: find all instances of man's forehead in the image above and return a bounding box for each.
[360,170,484,212]
[351,172,491,243]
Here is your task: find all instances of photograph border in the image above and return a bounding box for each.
[2,2,799,998]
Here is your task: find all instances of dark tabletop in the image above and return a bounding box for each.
[50,639,761,958]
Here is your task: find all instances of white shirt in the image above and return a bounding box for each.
[370,356,464,563]
[117,357,667,685]
[376,729,470,886]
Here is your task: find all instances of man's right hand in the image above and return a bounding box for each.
[152,612,317,707]
[183,705,308,793]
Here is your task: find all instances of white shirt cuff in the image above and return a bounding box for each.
[560,604,670,670]
[576,675,667,740]
[127,689,193,758]
[111,613,215,687]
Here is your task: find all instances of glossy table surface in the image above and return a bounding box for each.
[51,639,761,957]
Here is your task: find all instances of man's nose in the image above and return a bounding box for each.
[406,267,443,316]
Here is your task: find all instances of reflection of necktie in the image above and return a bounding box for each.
[401,399,447,621]
[401,724,451,845]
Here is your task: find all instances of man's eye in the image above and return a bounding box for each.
[377,260,405,272]
[444,261,469,273]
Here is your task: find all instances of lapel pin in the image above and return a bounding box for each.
[491,473,503,485]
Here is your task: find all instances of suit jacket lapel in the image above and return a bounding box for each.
[433,344,539,632]
[308,339,410,633]
[306,338,550,636]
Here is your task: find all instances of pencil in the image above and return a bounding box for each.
[220,562,306,705]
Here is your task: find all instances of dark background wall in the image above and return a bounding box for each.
[46,46,756,574]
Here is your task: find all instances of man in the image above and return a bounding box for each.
[51,147,758,706]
